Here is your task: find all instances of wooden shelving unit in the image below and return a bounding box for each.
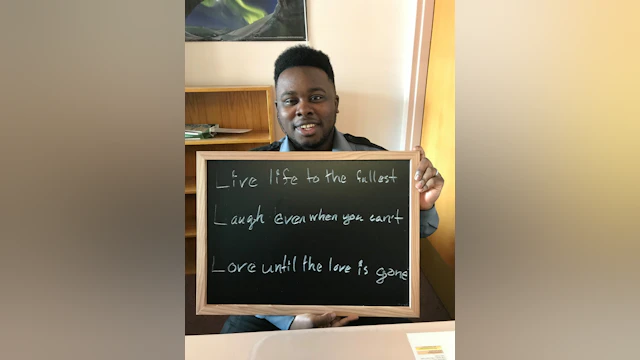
[185,176,196,194]
[184,129,271,146]
[184,85,275,274]
[185,217,197,238]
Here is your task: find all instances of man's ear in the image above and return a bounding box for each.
[335,94,340,113]
[274,103,285,132]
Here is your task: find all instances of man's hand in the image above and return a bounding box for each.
[289,313,359,330]
[413,146,445,210]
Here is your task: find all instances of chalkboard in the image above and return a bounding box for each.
[195,151,420,318]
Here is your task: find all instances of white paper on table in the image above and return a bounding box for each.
[406,331,455,360]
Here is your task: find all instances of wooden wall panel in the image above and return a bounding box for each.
[419,0,455,317]
[421,0,455,268]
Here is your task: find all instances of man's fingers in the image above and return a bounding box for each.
[418,168,433,192]
[311,313,336,328]
[423,167,438,181]
[416,165,436,190]
[422,177,436,192]
[413,145,425,159]
[331,315,359,327]
[417,167,444,192]
[413,146,427,181]
[414,157,433,182]
[422,175,444,192]
[306,313,359,328]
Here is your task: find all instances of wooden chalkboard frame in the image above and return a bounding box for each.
[195,151,421,318]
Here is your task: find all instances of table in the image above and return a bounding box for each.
[185,320,455,360]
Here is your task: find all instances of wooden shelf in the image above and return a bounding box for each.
[185,130,271,146]
[185,238,196,275]
[184,85,275,275]
[185,218,196,238]
[185,85,271,93]
[185,176,196,194]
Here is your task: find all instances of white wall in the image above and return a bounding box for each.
[185,0,417,150]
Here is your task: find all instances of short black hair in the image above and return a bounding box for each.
[273,45,335,86]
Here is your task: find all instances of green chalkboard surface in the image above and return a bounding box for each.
[195,151,421,318]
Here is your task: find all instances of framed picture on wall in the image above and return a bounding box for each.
[185,0,307,42]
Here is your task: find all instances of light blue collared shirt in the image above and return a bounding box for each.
[257,130,439,330]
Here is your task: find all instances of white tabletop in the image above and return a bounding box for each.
[185,320,455,360]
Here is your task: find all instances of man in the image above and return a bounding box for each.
[220,45,445,333]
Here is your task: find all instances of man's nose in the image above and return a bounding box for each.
[295,100,314,117]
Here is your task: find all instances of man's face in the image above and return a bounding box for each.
[275,66,339,151]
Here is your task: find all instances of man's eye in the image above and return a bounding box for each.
[283,99,297,106]
[310,95,324,101]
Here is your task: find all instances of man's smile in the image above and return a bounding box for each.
[295,122,320,136]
